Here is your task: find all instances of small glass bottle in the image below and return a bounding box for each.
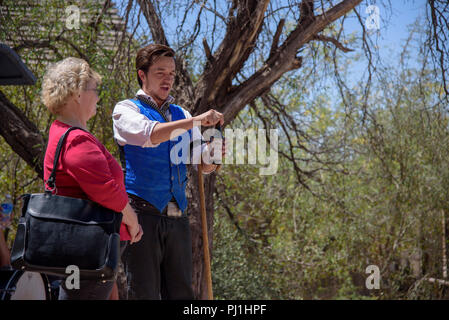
[0,194,13,229]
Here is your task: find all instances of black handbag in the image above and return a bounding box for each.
[10,127,122,281]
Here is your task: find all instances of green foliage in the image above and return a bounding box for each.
[212,24,449,299]
[0,0,141,246]
[1,0,449,300]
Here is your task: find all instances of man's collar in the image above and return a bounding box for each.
[136,89,174,106]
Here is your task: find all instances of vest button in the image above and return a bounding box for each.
[171,176,174,180]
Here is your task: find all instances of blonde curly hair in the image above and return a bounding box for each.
[41,57,101,115]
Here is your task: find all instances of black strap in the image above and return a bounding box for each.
[115,139,126,181]
[46,127,86,192]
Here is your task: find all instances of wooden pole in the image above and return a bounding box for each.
[198,163,213,300]
[443,210,448,279]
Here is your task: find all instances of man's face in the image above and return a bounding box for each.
[140,56,176,106]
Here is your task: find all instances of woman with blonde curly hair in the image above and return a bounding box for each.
[42,57,143,300]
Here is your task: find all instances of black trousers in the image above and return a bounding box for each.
[122,194,194,300]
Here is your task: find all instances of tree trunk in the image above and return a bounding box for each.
[0,0,365,300]
[0,90,45,178]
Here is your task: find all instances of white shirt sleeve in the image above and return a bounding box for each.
[112,99,160,148]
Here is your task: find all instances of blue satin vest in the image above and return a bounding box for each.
[123,99,191,213]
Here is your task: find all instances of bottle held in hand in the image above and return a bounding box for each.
[0,194,13,229]
[211,123,224,165]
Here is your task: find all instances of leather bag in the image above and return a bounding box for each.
[10,127,122,281]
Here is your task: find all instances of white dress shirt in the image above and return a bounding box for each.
[112,89,214,173]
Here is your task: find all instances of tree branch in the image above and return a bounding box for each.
[13,30,90,63]
[269,18,285,58]
[299,0,315,28]
[90,0,112,32]
[136,0,169,46]
[311,34,354,52]
[0,90,45,178]
[427,0,449,99]
[193,0,270,115]
[220,0,362,124]
[203,38,214,64]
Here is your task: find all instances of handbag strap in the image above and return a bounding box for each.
[45,126,86,192]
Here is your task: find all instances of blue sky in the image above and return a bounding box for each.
[342,1,428,92]
[114,0,429,99]
[115,0,427,66]
[350,0,426,62]
[379,0,425,48]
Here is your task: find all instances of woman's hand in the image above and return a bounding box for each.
[127,222,143,244]
[122,202,144,244]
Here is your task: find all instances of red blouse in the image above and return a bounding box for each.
[43,120,131,240]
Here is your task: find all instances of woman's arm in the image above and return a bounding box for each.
[63,134,143,243]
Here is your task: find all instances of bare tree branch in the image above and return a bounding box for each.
[0,90,45,178]
[136,0,169,46]
[427,0,449,99]
[194,0,271,115]
[269,18,285,58]
[299,0,315,28]
[220,0,363,124]
[311,34,354,52]
[13,30,91,63]
[203,38,214,64]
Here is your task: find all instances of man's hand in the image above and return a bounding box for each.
[150,109,224,145]
[211,137,227,160]
[201,138,227,173]
[194,109,224,127]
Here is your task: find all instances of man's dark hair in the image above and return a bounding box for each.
[136,44,175,88]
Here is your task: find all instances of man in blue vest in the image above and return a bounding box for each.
[112,44,224,299]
